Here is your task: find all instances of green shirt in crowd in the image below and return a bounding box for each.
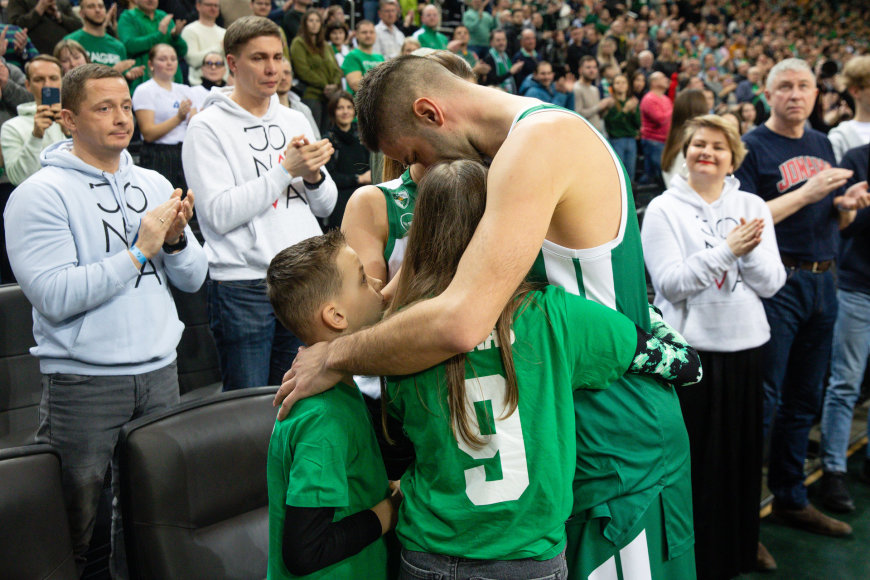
[289,37,343,102]
[462,8,496,47]
[603,99,641,139]
[266,380,389,579]
[117,6,187,91]
[340,48,385,95]
[64,29,127,68]
[411,25,448,50]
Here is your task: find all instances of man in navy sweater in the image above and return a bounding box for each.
[735,58,869,538]
[818,142,870,513]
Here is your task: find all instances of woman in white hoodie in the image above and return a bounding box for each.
[641,114,786,580]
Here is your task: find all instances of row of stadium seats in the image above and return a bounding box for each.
[0,283,279,578]
[0,387,277,579]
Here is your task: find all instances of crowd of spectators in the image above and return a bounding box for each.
[1,0,870,578]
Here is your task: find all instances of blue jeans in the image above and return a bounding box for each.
[207,279,302,390]
[640,139,664,186]
[36,363,180,579]
[762,268,837,508]
[609,136,637,183]
[820,288,870,472]
[399,548,568,580]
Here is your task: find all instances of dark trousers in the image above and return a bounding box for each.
[207,278,303,390]
[762,268,838,508]
[37,363,180,578]
[679,348,763,579]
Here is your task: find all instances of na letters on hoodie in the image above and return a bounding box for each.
[92,180,163,288]
[245,124,309,209]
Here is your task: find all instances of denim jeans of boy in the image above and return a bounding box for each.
[208,279,303,390]
[762,268,837,508]
[820,288,870,472]
[399,548,568,580]
[36,363,180,579]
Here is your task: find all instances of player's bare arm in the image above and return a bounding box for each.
[341,185,390,282]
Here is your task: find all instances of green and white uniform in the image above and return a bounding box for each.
[387,286,639,561]
[377,168,418,281]
[514,103,694,578]
[266,381,389,580]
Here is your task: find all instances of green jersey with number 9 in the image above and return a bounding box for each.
[385,285,639,560]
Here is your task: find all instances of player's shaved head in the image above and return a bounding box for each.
[355,55,463,153]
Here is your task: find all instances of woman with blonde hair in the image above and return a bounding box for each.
[641,114,786,579]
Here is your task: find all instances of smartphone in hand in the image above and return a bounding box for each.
[41,87,60,106]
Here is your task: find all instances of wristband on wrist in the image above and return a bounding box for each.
[130,245,147,266]
[162,232,188,254]
[303,169,326,189]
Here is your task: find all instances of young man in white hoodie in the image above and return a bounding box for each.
[182,15,337,391]
[3,63,208,577]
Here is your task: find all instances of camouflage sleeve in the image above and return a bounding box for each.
[629,304,703,387]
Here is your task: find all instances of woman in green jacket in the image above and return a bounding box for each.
[290,9,342,133]
[603,73,641,183]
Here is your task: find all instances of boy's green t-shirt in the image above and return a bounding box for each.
[266,381,389,580]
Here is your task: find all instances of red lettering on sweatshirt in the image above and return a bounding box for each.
[776,156,831,193]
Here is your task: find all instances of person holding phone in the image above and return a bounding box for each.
[0,54,68,185]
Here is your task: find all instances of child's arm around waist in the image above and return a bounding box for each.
[282,493,400,575]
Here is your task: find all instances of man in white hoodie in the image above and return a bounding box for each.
[0,55,68,185]
[3,63,208,576]
[183,16,336,391]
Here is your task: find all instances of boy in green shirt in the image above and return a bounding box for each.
[265,230,399,579]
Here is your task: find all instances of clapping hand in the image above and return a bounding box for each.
[726,217,763,257]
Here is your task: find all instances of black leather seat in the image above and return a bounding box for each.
[0,444,77,579]
[0,284,41,448]
[118,387,278,579]
[170,283,223,400]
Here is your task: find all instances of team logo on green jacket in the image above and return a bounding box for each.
[392,190,409,209]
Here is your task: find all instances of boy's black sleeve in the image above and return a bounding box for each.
[282,505,382,576]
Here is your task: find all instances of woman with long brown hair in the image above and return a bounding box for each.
[383,159,701,579]
[290,8,342,132]
[661,88,709,185]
